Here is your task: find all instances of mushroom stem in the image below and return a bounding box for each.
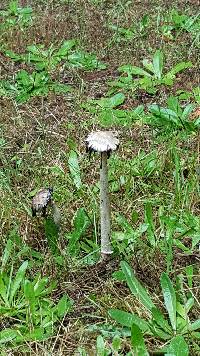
[100,151,112,258]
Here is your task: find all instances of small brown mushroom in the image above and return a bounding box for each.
[32,188,53,217]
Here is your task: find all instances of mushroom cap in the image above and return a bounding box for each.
[86,131,119,153]
[32,188,53,211]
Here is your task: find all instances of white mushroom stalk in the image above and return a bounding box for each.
[86,131,119,260]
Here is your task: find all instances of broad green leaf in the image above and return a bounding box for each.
[148,104,178,122]
[0,328,18,345]
[181,104,194,121]
[151,307,172,334]
[121,261,156,312]
[92,93,125,109]
[192,234,200,249]
[96,335,107,356]
[9,260,28,303]
[56,39,76,57]
[167,96,182,116]
[185,265,193,288]
[164,335,189,356]
[160,272,176,331]
[189,319,200,331]
[112,270,126,281]
[149,322,172,340]
[34,276,49,296]
[168,61,192,76]
[57,294,73,317]
[142,59,154,74]
[109,309,150,332]
[67,51,106,70]
[52,83,72,94]
[131,323,149,356]
[153,50,163,80]
[119,64,152,77]
[111,335,121,352]
[68,150,82,189]
[24,279,35,321]
[0,275,8,305]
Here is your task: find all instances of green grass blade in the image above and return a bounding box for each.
[1,239,13,272]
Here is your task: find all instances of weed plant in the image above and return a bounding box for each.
[0,0,200,354]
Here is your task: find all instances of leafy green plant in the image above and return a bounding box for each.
[0,69,71,103]
[0,0,33,28]
[108,15,150,43]
[176,86,200,104]
[110,261,200,354]
[108,51,192,94]
[65,208,91,256]
[5,41,106,72]
[146,96,197,132]
[161,9,200,41]
[83,92,144,126]
[0,240,73,345]
[5,40,76,71]
[67,51,107,70]
[112,213,149,257]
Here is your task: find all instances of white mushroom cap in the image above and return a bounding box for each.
[86,131,119,153]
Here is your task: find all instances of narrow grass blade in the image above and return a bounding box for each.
[1,239,13,272]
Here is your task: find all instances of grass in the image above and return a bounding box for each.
[0,0,200,354]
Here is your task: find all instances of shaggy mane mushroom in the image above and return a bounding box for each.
[86,131,119,260]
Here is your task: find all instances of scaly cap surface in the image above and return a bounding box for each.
[86,131,119,153]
